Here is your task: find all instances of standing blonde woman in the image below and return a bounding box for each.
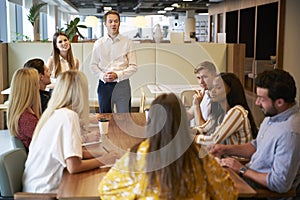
[7,68,41,152]
[47,32,79,87]
[23,71,116,193]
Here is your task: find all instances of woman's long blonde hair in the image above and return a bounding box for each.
[33,70,89,140]
[7,68,41,136]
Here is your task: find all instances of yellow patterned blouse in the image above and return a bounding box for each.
[99,140,238,200]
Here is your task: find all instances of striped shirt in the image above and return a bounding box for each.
[195,105,253,145]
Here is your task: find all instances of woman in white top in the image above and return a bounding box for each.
[22,71,117,193]
[47,32,79,86]
[194,72,258,145]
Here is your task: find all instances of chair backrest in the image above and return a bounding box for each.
[139,90,146,113]
[180,90,195,108]
[11,136,26,152]
[0,148,27,197]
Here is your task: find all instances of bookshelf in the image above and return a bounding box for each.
[196,20,208,42]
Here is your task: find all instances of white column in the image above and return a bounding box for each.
[22,0,33,40]
[48,4,58,39]
[184,10,196,42]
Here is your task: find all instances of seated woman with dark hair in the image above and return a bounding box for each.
[99,93,238,199]
[194,72,258,145]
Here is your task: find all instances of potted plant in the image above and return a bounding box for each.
[65,17,87,42]
[27,2,47,41]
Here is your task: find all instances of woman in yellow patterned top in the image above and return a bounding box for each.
[99,93,238,199]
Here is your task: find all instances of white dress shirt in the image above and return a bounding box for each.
[89,34,137,83]
[49,55,78,84]
[200,90,211,121]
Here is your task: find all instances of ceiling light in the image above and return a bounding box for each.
[157,10,166,14]
[134,16,147,28]
[85,16,99,28]
[172,3,180,8]
[183,0,193,1]
[164,7,174,11]
[104,7,112,11]
[198,13,208,15]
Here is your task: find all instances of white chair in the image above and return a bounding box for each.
[180,90,195,108]
[139,90,146,113]
[0,148,57,199]
[10,136,26,153]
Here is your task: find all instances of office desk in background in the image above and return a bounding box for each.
[147,84,200,94]
[58,112,256,199]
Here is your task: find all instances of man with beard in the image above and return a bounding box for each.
[210,69,300,194]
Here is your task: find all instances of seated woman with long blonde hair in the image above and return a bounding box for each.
[7,68,41,152]
[23,71,117,193]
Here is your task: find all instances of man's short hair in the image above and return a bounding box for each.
[194,61,216,74]
[255,69,296,103]
[23,58,45,75]
[104,10,120,23]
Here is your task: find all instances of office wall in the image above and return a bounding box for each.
[7,43,227,106]
[283,0,300,103]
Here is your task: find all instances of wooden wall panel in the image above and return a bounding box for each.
[227,44,246,86]
[0,43,8,130]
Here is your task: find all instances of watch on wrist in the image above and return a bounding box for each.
[239,166,248,177]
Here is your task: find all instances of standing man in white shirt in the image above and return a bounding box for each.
[187,61,217,125]
[90,10,137,113]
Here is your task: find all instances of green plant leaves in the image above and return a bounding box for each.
[27,3,47,26]
[65,17,87,41]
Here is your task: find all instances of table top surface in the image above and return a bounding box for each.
[57,112,256,199]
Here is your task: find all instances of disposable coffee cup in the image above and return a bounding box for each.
[145,109,149,122]
[98,118,109,135]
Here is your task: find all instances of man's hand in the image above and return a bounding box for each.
[219,157,244,173]
[209,144,227,157]
[104,72,118,82]
[192,89,205,106]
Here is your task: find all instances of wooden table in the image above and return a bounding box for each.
[57,112,256,199]
[226,168,256,197]
[58,113,146,200]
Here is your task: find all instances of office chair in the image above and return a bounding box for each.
[10,136,26,152]
[0,148,27,199]
[139,90,146,113]
[0,148,57,200]
[180,90,195,108]
[139,88,150,113]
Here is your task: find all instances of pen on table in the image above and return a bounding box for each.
[102,146,110,153]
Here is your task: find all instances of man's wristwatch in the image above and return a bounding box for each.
[239,166,248,177]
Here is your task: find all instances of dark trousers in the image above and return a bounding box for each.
[97,79,131,113]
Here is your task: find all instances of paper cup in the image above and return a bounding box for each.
[145,109,149,122]
[98,118,109,135]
